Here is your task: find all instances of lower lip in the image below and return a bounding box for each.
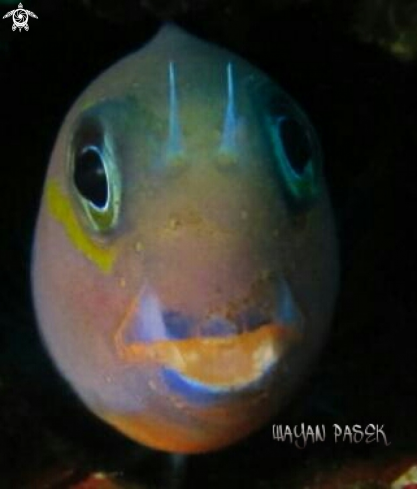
[161,353,278,405]
[116,323,301,396]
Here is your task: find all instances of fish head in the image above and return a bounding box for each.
[32,25,339,453]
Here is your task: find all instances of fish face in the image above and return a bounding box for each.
[31,24,339,453]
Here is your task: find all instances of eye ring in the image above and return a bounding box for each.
[70,121,121,234]
[266,106,321,206]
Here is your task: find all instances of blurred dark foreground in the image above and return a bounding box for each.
[0,1,416,487]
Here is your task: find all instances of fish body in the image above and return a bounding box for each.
[32,24,339,453]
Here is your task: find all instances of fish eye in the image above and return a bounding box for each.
[278,117,312,176]
[264,95,321,206]
[70,119,121,233]
[74,145,108,209]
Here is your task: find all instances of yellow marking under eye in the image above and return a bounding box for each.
[46,179,116,273]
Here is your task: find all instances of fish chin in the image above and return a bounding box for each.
[103,313,303,453]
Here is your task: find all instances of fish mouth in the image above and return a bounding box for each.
[116,323,300,392]
[114,282,303,393]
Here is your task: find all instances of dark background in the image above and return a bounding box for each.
[0,0,416,487]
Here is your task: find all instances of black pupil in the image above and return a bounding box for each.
[280,118,311,175]
[74,146,108,208]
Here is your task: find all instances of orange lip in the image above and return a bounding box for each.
[115,322,301,389]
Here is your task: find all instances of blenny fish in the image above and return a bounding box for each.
[31,24,339,454]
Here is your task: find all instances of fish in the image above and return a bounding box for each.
[31,24,339,454]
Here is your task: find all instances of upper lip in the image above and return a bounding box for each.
[118,277,303,343]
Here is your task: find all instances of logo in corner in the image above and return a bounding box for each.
[3,3,38,32]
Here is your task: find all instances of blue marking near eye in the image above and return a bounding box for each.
[220,62,237,156]
[167,61,183,157]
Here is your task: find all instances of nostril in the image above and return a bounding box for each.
[200,316,238,337]
[236,308,270,331]
[162,311,195,339]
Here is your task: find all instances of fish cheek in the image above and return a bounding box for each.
[32,188,141,402]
